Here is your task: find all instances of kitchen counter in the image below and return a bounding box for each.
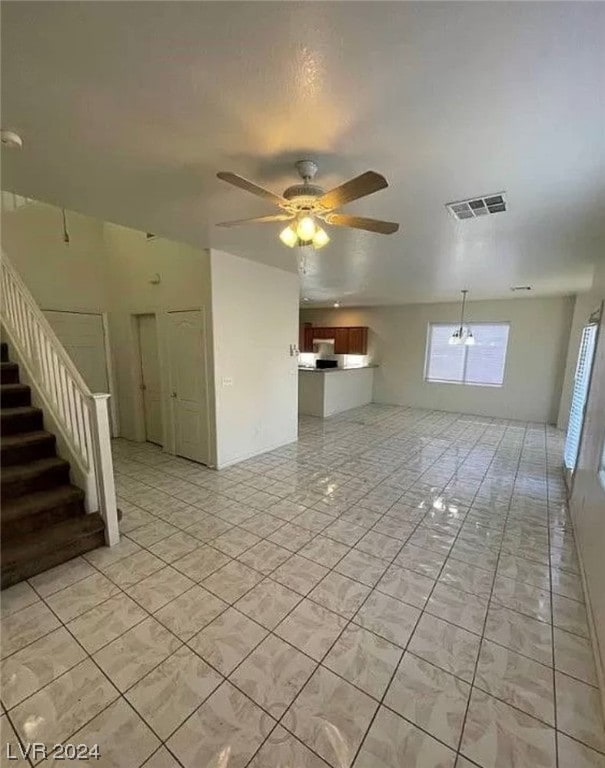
[298,366,376,417]
[298,365,377,372]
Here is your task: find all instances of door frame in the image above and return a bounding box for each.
[42,309,119,436]
[167,308,212,466]
[134,312,164,447]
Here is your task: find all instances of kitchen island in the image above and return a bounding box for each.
[298,366,376,417]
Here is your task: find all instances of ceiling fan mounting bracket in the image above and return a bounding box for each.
[295,159,319,183]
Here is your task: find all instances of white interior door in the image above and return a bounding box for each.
[137,314,163,446]
[168,310,209,464]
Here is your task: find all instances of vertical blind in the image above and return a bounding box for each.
[425,323,510,386]
[564,323,597,471]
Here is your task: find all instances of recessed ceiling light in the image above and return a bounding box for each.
[1,130,23,149]
[334,302,340,308]
[302,297,310,302]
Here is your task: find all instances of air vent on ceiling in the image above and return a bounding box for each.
[446,192,507,220]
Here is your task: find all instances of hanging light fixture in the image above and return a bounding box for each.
[279,214,330,250]
[449,289,475,345]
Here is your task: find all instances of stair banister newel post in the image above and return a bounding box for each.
[89,394,119,547]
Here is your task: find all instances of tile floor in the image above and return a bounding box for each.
[1,405,604,768]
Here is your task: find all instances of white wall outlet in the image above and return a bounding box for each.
[222,377,233,387]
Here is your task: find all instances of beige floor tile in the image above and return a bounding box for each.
[93,617,181,692]
[298,535,350,567]
[102,551,165,588]
[385,652,470,748]
[154,585,227,640]
[1,713,29,767]
[147,532,201,563]
[28,557,96,597]
[83,537,141,569]
[125,566,194,613]
[211,527,261,557]
[0,581,40,618]
[248,726,330,768]
[66,593,148,653]
[231,634,316,718]
[556,671,605,753]
[10,659,118,752]
[354,705,456,768]
[460,687,556,768]
[323,624,402,699]
[142,747,182,768]
[557,732,605,768]
[167,681,274,768]
[268,522,315,553]
[553,594,590,638]
[234,578,301,629]
[551,568,585,602]
[354,591,420,648]
[126,646,221,739]
[272,555,329,595]
[171,546,230,583]
[476,639,555,725]
[335,549,388,587]
[237,540,292,575]
[283,666,377,768]
[408,613,480,682]
[1,601,60,659]
[440,558,494,596]
[45,573,120,623]
[394,543,447,578]
[554,627,598,686]
[484,603,553,666]
[0,627,87,709]
[376,564,434,609]
[492,575,551,623]
[43,698,159,767]
[189,607,267,675]
[308,572,371,619]
[201,559,264,602]
[426,583,489,634]
[356,531,403,560]
[275,599,347,661]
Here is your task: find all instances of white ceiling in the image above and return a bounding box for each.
[2,1,604,305]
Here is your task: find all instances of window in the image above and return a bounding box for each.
[425,323,510,386]
[564,323,597,472]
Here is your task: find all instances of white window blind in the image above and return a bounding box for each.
[425,323,510,386]
[564,323,597,472]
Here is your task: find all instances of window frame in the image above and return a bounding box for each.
[424,321,510,388]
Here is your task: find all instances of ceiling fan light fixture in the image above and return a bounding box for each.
[312,226,330,249]
[279,225,298,248]
[296,215,316,241]
[450,289,475,346]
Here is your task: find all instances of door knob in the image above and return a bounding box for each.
[171,391,177,398]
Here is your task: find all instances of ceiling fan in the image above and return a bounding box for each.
[216,160,399,249]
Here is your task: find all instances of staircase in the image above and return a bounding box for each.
[1,341,105,588]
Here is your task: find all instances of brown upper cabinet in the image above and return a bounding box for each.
[298,324,369,355]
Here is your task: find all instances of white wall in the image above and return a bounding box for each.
[567,260,605,696]
[1,201,109,312]
[103,224,214,455]
[301,296,573,423]
[210,249,299,468]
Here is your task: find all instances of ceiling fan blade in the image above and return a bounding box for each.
[217,172,289,207]
[324,213,399,235]
[317,171,388,210]
[216,213,294,228]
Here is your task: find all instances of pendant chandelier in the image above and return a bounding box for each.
[450,289,475,345]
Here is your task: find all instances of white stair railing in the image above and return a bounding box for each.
[1,251,119,546]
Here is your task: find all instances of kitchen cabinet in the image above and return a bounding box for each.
[333,328,349,354]
[299,325,369,355]
[347,327,368,355]
[299,323,314,353]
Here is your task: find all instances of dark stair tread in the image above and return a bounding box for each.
[1,456,70,483]
[0,383,28,393]
[2,484,85,522]
[1,514,106,587]
[1,430,54,448]
[1,405,43,418]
